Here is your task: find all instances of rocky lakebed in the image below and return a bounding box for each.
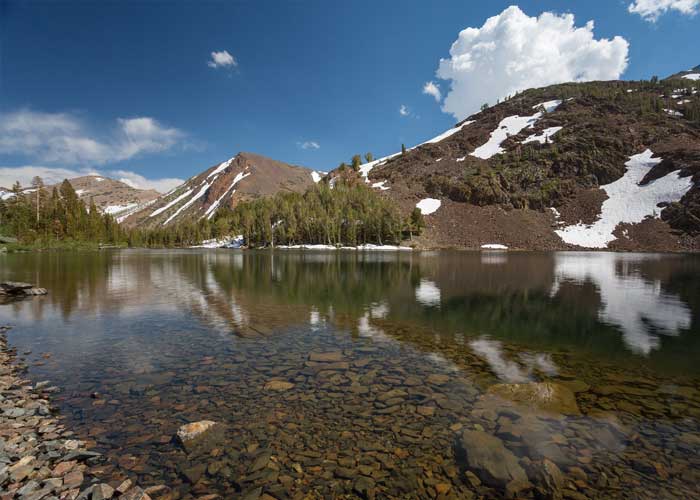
[1,250,699,499]
[3,321,700,500]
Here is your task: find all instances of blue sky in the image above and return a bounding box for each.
[1,0,698,191]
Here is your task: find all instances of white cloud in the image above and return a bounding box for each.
[207,50,237,68]
[422,81,442,102]
[110,170,184,193]
[0,165,183,193]
[0,110,185,165]
[628,0,700,21]
[399,104,410,116]
[298,141,320,150]
[434,6,629,120]
[116,117,183,160]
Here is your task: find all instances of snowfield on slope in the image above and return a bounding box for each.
[357,121,475,182]
[555,149,694,248]
[416,198,441,215]
[522,126,563,144]
[203,171,251,220]
[471,100,562,159]
[150,189,193,218]
[682,73,700,81]
[207,156,236,179]
[164,181,212,225]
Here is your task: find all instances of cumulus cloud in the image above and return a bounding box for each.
[628,0,700,21]
[399,104,410,116]
[298,141,320,150]
[422,81,442,102]
[0,110,185,165]
[434,6,629,120]
[207,50,237,68]
[0,165,183,193]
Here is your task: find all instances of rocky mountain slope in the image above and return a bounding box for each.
[327,73,700,251]
[666,65,700,82]
[1,176,160,223]
[124,152,319,228]
[62,175,160,222]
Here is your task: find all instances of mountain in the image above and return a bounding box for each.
[124,152,320,228]
[666,65,700,82]
[327,77,700,251]
[61,175,160,222]
[0,176,160,223]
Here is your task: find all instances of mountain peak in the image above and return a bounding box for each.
[123,152,317,227]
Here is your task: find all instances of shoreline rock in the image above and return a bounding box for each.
[0,282,48,297]
[0,326,152,500]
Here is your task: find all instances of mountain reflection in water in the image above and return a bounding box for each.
[1,249,699,498]
[1,250,698,374]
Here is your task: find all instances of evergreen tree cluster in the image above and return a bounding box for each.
[0,179,126,247]
[208,180,421,247]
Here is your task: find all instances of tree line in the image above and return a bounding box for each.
[207,180,424,247]
[1,177,424,249]
[0,179,127,247]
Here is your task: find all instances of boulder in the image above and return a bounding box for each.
[176,420,224,454]
[458,430,527,488]
[486,382,581,416]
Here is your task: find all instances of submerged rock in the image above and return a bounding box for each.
[308,351,344,362]
[457,429,527,488]
[176,420,224,454]
[486,382,581,416]
[263,380,295,391]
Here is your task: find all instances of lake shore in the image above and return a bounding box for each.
[0,326,157,500]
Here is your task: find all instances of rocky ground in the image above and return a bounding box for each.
[0,326,161,500]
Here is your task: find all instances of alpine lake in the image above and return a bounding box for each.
[1,249,699,499]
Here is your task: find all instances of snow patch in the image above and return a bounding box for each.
[416,198,441,215]
[682,73,700,81]
[204,171,251,220]
[311,171,323,183]
[191,235,244,249]
[371,180,390,191]
[471,100,562,159]
[150,189,193,218]
[664,109,683,117]
[207,156,236,179]
[103,203,138,215]
[163,182,211,225]
[276,244,411,251]
[555,149,693,248]
[481,244,508,250]
[420,120,475,145]
[533,99,562,113]
[522,126,563,144]
[357,121,475,181]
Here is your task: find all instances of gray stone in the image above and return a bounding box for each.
[458,430,527,487]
